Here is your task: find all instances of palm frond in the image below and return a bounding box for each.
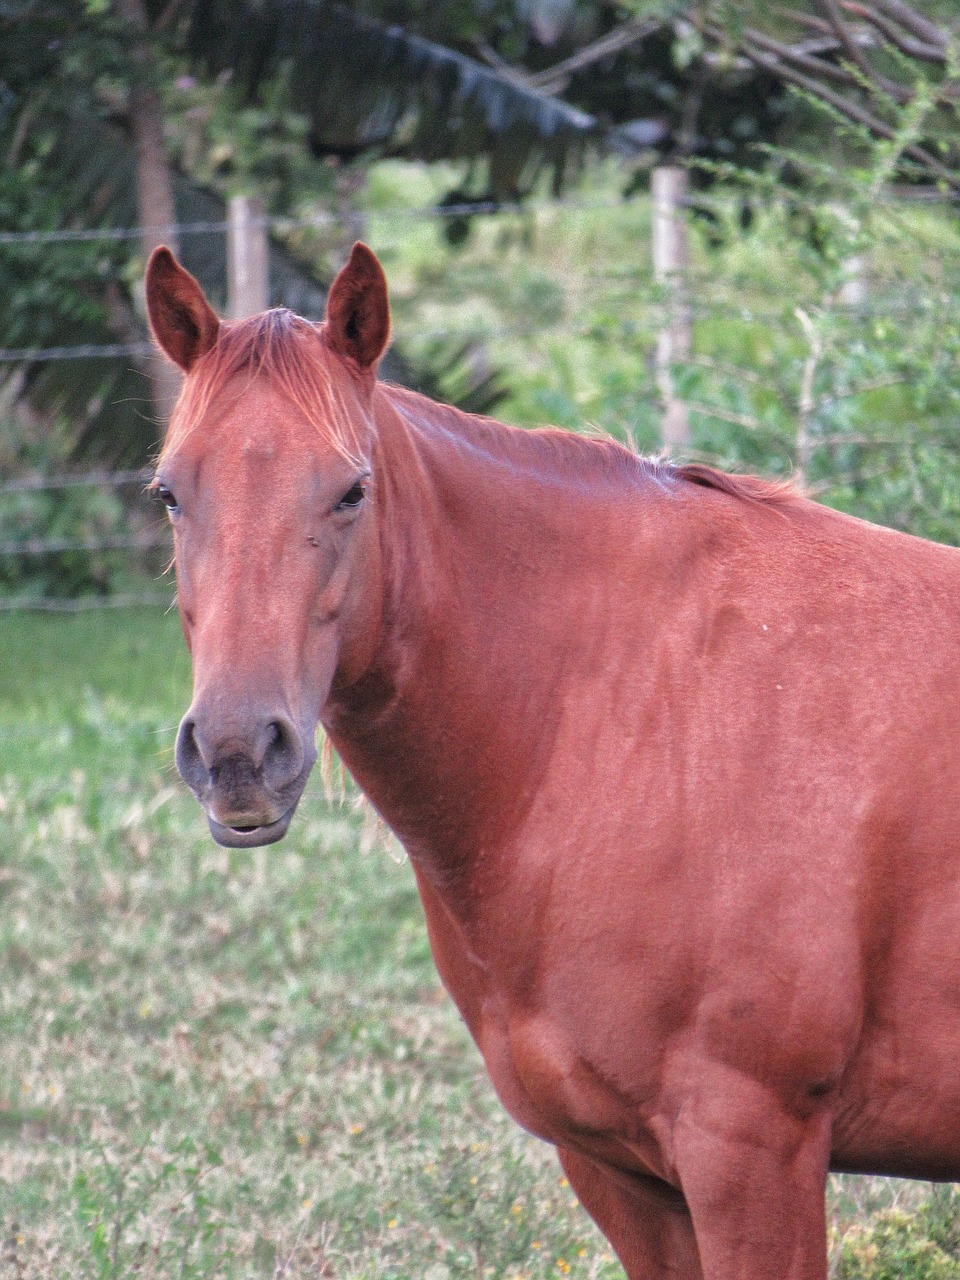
[2,98,416,465]
[181,0,616,197]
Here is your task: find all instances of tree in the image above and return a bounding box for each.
[695,1,960,191]
[7,0,953,473]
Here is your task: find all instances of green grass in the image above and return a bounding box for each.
[1,607,957,1278]
[0,608,190,714]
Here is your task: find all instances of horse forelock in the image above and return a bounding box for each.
[159,309,369,466]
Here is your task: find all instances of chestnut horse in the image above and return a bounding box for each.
[145,242,960,1279]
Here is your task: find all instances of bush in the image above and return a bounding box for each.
[837,1197,960,1280]
[0,412,165,600]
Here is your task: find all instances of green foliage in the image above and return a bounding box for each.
[693,0,960,192]
[0,480,132,599]
[0,166,112,351]
[180,0,605,202]
[163,65,339,213]
[837,1196,960,1280]
[0,413,165,598]
[675,100,960,539]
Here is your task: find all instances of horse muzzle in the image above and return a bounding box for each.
[175,706,316,848]
[206,806,299,848]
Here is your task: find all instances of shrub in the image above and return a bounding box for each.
[837,1201,960,1280]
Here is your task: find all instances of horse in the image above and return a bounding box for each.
[144,241,960,1279]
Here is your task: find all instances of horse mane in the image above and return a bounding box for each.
[384,384,799,509]
[669,462,799,506]
[158,309,368,465]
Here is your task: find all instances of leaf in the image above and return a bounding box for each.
[181,0,613,198]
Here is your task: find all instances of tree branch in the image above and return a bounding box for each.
[841,2,947,63]
[775,8,836,37]
[873,0,950,49]
[741,26,862,91]
[815,373,911,407]
[476,16,662,96]
[705,24,960,190]
[685,401,765,432]
[817,0,912,103]
[527,16,663,93]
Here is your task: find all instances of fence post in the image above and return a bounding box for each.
[839,256,866,307]
[227,195,269,319]
[652,166,691,453]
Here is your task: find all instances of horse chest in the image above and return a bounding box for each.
[473,1004,675,1181]
[413,867,672,1177]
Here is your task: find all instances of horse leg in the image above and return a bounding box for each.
[671,1072,831,1279]
[557,1147,703,1279]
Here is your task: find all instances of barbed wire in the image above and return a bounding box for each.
[0,532,169,558]
[0,342,155,364]
[0,469,150,495]
[0,221,228,247]
[0,591,173,612]
[1,186,954,250]
[0,196,622,249]
[3,291,959,366]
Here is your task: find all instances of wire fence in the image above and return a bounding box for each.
[2,185,956,364]
[3,183,959,612]
[0,470,149,495]
[0,591,173,613]
[0,466,167,610]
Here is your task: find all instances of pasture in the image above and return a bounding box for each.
[0,607,958,1278]
[0,607,616,1278]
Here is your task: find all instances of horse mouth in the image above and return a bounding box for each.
[207,806,296,848]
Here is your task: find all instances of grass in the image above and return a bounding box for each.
[0,608,619,1278]
[1,607,958,1278]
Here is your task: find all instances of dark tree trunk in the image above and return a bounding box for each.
[114,0,183,427]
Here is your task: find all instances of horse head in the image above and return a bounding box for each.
[145,243,390,847]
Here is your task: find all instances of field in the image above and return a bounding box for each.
[0,607,621,1278]
[1,607,959,1279]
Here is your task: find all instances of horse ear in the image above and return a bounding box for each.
[145,246,221,372]
[324,242,390,371]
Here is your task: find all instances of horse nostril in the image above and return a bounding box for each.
[262,716,303,789]
[175,716,212,790]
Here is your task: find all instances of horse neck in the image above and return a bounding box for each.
[324,386,654,892]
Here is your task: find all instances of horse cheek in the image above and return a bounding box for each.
[327,537,383,691]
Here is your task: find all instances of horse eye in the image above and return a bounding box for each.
[154,484,179,512]
[336,482,366,511]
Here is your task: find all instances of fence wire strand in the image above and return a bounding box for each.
[0,591,174,612]
[3,184,959,610]
[0,470,150,495]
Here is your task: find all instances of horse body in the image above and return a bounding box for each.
[345,384,960,1176]
[145,242,960,1278]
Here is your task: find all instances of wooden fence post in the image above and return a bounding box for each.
[839,256,866,307]
[652,166,691,453]
[227,195,269,319]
